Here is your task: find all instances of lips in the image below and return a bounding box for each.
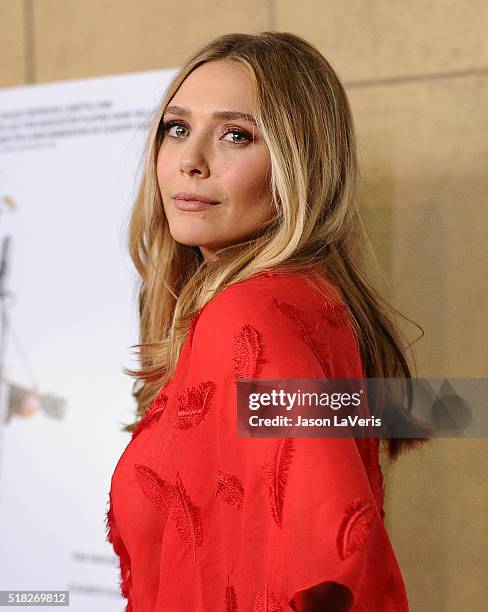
[172,192,220,212]
[172,192,220,205]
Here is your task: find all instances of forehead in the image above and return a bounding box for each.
[169,60,256,113]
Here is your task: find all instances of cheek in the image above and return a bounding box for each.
[222,155,271,204]
[156,149,172,190]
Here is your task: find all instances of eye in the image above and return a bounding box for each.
[162,120,189,138]
[222,128,253,146]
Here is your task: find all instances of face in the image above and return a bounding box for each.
[156,60,274,263]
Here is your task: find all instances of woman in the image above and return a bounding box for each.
[106,31,432,611]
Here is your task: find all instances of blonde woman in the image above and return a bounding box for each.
[105,32,431,611]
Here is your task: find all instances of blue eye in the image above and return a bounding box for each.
[223,130,251,145]
[163,122,189,138]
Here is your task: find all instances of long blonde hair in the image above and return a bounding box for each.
[122,31,432,462]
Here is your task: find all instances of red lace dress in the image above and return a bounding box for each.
[105,269,410,611]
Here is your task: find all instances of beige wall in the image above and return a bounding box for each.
[2,2,487,610]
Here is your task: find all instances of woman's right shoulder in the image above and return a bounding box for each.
[193,267,343,335]
[200,269,302,314]
[191,272,281,335]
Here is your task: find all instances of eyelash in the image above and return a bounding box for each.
[161,120,253,146]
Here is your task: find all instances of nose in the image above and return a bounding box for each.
[180,138,210,178]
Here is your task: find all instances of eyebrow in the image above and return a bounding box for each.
[163,105,258,127]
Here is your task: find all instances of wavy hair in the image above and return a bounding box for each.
[122,31,433,462]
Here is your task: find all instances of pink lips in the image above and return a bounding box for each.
[172,192,220,211]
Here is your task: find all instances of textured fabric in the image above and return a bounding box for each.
[106,269,410,611]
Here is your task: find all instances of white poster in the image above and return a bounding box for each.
[0,68,177,611]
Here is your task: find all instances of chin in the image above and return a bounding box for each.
[171,235,202,248]
[168,228,213,249]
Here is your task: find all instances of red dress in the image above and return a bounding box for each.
[106,269,410,611]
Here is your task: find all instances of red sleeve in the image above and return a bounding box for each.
[168,276,409,611]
